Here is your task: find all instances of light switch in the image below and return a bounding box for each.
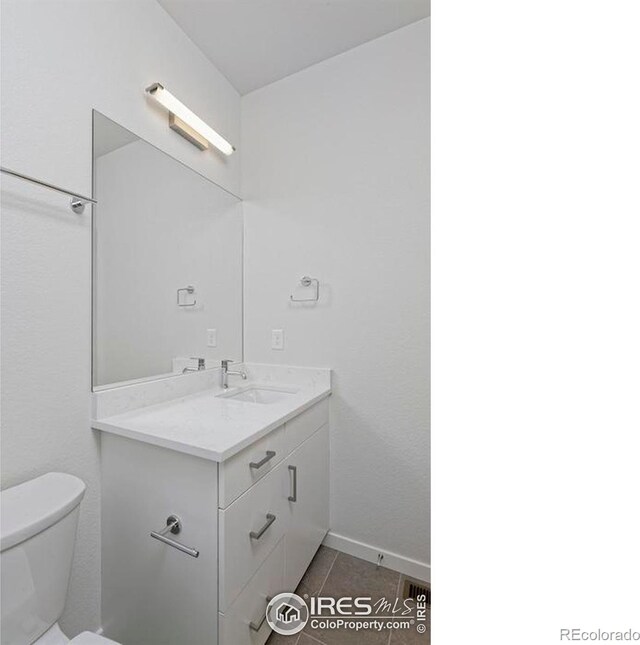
[271,329,284,350]
[207,329,217,347]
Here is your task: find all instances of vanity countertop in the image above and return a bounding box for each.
[92,364,331,462]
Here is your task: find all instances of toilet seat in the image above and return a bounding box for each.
[69,633,119,645]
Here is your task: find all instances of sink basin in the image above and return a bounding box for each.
[220,387,297,404]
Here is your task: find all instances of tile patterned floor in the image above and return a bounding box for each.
[267,547,430,645]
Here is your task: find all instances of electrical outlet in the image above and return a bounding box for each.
[271,329,284,350]
[207,329,217,347]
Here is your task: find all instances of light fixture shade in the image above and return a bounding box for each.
[145,83,235,156]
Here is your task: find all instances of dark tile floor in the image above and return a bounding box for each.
[267,547,430,645]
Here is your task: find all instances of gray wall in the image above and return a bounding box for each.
[0,0,240,635]
[241,19,430,566]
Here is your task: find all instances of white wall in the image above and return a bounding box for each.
[94,138,242,386]
[242,20,430,567]
[0,0,240,636]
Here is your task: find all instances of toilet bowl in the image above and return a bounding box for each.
[0,473,120,645]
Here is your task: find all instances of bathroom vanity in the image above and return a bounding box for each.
[92,364,330,645]
[89,116,331,644]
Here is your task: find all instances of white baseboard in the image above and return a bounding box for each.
[322,531,430,583]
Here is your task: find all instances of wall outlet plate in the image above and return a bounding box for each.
[271,329,284,350]
[207,329,217,347]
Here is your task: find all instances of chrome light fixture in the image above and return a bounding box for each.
[145,83,235,156]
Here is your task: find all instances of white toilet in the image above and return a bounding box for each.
[0,473,120,645]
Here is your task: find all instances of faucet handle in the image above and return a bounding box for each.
[221,359,234,368]
[190,357,206,369]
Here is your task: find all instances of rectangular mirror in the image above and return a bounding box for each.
[92,111,243,389]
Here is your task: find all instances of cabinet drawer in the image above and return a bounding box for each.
[219,425,284,508]
[219,464,286,610]
[283,398,329,456]
[219,538,285,645]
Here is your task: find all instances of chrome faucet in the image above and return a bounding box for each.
[183,357,206,373]
[221,359,247,389]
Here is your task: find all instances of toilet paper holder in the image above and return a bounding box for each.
[150,515,199,558]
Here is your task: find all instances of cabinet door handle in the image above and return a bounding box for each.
[249,596,272,631]
[249,513,276,540]
[249,450,276,469]
[288,465,297,502]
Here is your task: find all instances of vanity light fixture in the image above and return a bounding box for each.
[145,83,235,156]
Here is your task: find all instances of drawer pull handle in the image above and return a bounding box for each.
[249,596,273,631]
[250,450,276,469]
[150,515,200,558]
[288,465,297,502]
[249,513,276,540]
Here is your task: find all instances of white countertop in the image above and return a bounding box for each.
[92,364,331,462]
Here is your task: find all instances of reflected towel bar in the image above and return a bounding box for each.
[0,166,97,214]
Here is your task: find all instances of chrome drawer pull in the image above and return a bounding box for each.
[288,465,297,502]
[249,596,272,631]
[249,513,276,540]
[249,450,276,469]
[150,515,200,558]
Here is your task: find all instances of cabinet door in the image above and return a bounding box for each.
[101,434,218,645]
[282,424,330,591]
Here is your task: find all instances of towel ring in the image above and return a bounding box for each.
[290,276,319,302]
[177,285,196,307]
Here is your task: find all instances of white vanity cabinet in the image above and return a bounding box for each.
[100,396,330,645]
[217,399,329,645]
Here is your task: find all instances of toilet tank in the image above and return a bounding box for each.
[1,473,86,645]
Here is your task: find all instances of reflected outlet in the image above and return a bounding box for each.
[271,329,284,350]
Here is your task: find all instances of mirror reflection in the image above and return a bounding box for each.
[92,112,243,389]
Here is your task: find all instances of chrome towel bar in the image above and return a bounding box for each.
[150,515,199,558]
[0,166,97,214]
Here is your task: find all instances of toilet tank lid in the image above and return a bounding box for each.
[1,472,86,552]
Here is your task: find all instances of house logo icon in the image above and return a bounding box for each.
[266,593,309,635]
[276,602,301,624]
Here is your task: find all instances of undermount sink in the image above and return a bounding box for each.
[220,386,297,404]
